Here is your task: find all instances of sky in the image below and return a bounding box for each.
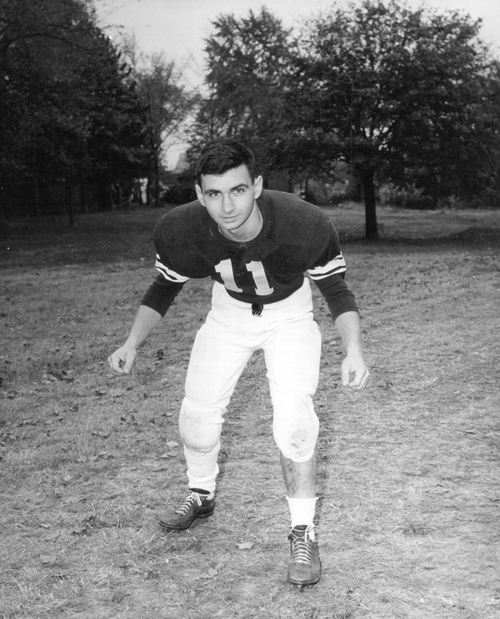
[94,0,500,166]
[95,0,500,88]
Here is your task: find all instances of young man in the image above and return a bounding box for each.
[108,138,369,587]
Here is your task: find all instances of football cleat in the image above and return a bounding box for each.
[287,524,321,587]
[159,488,215,531]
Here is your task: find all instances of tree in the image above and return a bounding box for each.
[82,33,150,211]
[134,53,196,207]
[191,7,293,184]
[0,0,93,214]
[288,0,500,239]
[0,0,150,217]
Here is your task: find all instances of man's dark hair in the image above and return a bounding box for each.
[196,137,257,185]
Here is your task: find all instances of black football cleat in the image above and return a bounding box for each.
[159,489,215,531]
[287,525,321,588]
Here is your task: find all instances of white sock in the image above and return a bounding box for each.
[286,496,318,528]
[184,442,220,495]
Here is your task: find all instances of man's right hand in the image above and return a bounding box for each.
[108,345,137,375]
[107,305,163,376]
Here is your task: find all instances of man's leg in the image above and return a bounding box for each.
[281,451,321,587]
[160,285,255,531]
[179,319,253,491]
[281,450,318,534]
[262,283,322,585]
[281,451,317,498]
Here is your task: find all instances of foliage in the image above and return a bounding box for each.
[190,7,293,182]
[0,0,150,217]
[3,0,500,227]
[188,1,500,238]
[134,52,197,207]
[288,0,500,238]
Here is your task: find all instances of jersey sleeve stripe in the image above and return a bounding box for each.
[308,254,347,280]
[155,255,190,283]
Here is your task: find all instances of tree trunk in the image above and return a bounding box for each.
[65,178,74,227]
[33,173,40,217]
[79,179,88,213]
[154,153,160,208]
[360,168,378,240]
[108,180,115,211]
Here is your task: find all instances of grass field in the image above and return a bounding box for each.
[1,204,499,618]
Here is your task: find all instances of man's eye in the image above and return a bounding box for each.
[208,192,219,198]
[233,188,244,194]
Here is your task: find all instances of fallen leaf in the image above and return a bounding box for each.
[199,567,218,579]
[71,525,87,535]
[111,591,131,603]
[237,541,254,550]
[41,555,57,565]
[157,451,178,459]
[63,495,85,504]
[120,413,137,424]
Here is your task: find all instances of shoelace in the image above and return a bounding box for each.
[290,527,314,565]
[175,492,203,515]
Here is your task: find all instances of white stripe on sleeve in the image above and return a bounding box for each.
[308,254,347,280]
[155,254,190,283]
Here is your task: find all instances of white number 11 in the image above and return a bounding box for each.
[214,259,274,296]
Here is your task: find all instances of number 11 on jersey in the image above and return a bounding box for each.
[215,259,274,296]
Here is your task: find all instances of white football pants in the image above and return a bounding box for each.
[178,278,321,491]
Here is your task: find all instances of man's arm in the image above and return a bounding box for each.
[108,305,163,375]
[334,310,370,390]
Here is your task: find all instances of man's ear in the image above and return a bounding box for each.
[195,184,205,206]
[254,175,263,199]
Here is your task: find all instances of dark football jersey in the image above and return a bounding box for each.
[141,190,358,320]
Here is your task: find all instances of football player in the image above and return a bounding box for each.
[108,138,369,587]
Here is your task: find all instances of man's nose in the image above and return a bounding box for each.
[221,194,234,213]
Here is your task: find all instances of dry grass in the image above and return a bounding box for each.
[1,204,499,618]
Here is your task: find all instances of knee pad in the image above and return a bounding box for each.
[179,397,224,453]
[272,393,319,462]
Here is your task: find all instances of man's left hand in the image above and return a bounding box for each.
[341,353,370,390]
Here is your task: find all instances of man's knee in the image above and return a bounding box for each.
[179,397,224,453]
[272,393,319,462]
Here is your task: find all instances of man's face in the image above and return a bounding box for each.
[196,164,263,241]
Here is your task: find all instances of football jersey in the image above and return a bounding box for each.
[141,189,358,321]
